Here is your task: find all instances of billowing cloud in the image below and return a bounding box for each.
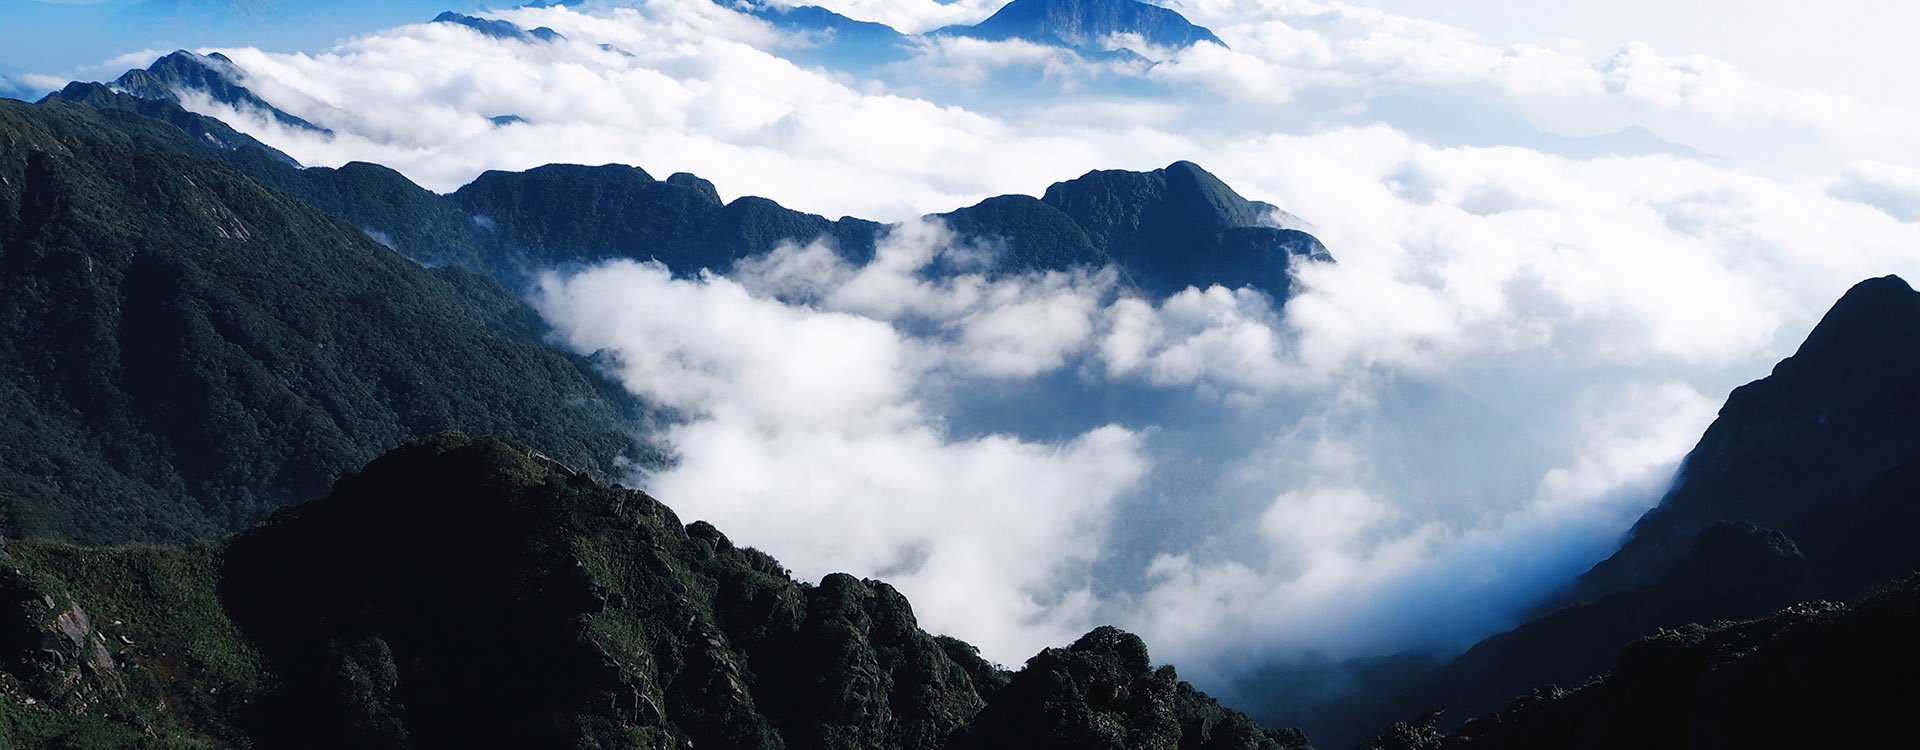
[531,232,1153,658]
[123,0,1920,700]
[1829,160,1920,223]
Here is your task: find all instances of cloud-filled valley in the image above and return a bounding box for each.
[64,0,1920,718]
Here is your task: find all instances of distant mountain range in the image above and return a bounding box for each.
[3,26,1919,750]
[735,0,1225,67]
[0,49,1331,545]
[49,50,1328,302]
[0,58,1326,747]
[431,11,563,44]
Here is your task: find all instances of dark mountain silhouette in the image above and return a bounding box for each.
[1036,160,1328,296]
[0,433,1310,749]
[0,96,643,544]
[1576,275,1920,599]
[1366,575,1920,749]
[938,0,1226,53]
[1304,275,1920,748]
[441,158,1326,300]
[452,162,887,278]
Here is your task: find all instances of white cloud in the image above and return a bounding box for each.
[137,0,1920,691]
[752,0,1006,35]
[534,258,1150,659]
[1829,161,1920,223]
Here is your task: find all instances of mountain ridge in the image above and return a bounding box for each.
[1296,274,1920,748]
[935,0,1226,54]
[0,432,1312,749]
[49,53,1334,302]
[103,50,329,136]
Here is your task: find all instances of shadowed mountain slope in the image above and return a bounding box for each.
[1311,275,1920,748]
[1367,575,1920,750]
[1576,275,1920,599]
[0,433,1310,749]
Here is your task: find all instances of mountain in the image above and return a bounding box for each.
[1033,160,1329,296]
[1303,275,1920,748]
[56,53,1333,302]
[0,96,644,544]
[49,79,303,163]
[0,433,1310,749]
[1366,576,1920,749]
[450,162,886,279]
[101,50,329,135]
[1576,275,1920,599]
[444,158,1327,300]
[936,0,1225,54]
[430,11,564,44]
[736,2,919,69]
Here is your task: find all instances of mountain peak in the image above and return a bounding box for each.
[1787,274,1920,366]
[432,11,565,43]
[1575,272,1920,600]
[108,49,330,135]
[1038,160,1328,296]
[940,0,1224,53]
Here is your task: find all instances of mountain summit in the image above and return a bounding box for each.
[1305,274,1920,747]
[100,50,328,135]
[1035,160,1328,296]
[939,0,1225,53]
[1577,274,1920,599]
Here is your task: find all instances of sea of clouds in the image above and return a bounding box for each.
[138,0,1920,704]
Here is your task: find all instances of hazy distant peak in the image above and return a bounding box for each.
[937,0,1225,53]
[432,11,565,44]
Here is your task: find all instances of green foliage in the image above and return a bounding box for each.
[0,97,644,544]
[0,539,264,749]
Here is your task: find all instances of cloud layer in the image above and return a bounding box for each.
[136,0,1920,695]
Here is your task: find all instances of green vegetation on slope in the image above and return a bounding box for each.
[0,97,643,544]
[1,433,1306,749]
[0,539,264,749]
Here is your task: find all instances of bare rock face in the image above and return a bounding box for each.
[0,581,122,715]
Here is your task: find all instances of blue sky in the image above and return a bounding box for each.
[0,0,477,78]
